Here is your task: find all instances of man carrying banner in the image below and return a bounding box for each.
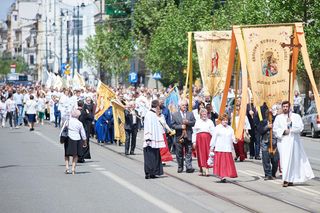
[143,100,165,179]
[273,101,314,187]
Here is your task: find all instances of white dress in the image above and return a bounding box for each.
[273,113,315,183]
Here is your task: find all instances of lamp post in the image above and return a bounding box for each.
[77,3,85,76]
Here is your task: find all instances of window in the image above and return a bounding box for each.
[30,55,34,65]
[13,15,17,21]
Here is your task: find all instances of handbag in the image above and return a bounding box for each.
[60,120,69,144]
[244,131,251,143]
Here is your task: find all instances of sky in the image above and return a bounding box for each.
[0,0,16,21]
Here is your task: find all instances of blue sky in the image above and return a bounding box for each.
[0,0,16,21]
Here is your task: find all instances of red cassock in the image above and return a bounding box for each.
[214,151,238,178]
[160,133,173,162]
[233,132,246,161]
[195,132,212,168]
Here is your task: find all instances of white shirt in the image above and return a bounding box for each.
[26,99,38,114]
[210,124,236,152]
[62,117,87,141]
[13,93,23,105]
[37,98,46,112]
[0,102,6,114]
[5,99,16,112]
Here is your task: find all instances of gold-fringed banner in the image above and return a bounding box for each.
[241,26,293,107]
[111,100,126,144]
[194,31,232,96]
[95,81,116,120]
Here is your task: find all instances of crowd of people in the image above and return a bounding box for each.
[0,83,315,186]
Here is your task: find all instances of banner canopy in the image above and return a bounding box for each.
[95,81,116,120]
[194,31,231,96]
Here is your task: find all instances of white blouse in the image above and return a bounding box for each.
[192,118,215,143]
[62,117,87,141]
[210,124,236,152]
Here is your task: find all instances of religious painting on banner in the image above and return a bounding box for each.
[111,100,126,143]
[241,26,292,107]
[194,31,231,96]
[95,81,116,120]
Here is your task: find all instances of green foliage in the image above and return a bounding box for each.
[0,54,28,75]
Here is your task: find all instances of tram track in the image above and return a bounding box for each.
[91,139,314,213]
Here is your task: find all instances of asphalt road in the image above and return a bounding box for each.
[0,123,320,213]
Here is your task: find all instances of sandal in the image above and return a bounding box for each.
[65,169,70,174]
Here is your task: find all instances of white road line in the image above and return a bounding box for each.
[89,164,99,167]
[101,171,182,213]
[33,131,62,149]
[245,170,320,197]
[94,168,106,171]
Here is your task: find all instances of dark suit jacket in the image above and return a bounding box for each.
[124,109,140,131]
[171,110,196,141]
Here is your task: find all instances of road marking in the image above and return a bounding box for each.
[89,164,99,167]
[94,167,106,171]
[101,171,182,213]
[245,170,320,197]
[33,131,62,149]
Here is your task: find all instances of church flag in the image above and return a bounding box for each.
[111,100,126,144]
[241,26,293,107]
[95,81,116,120]
[165,86,180,113]
[194,31,232,96]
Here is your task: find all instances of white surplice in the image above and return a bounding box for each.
[143,109,166,148]
[273,113,315,183]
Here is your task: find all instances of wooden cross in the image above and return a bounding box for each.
[281,35,302,101]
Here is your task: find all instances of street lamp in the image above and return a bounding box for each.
[76,3,86,77]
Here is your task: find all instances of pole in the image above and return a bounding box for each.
[72,7,75,77]
[60,9,63,75]
[77,5,80,74]
[66,11,70,64]
[187,32,193,112]
[45,17,49,72]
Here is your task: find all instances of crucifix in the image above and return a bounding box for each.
[281,35,302,101]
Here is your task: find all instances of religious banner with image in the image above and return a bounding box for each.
[194,31,232,96]
[241,26,293,107]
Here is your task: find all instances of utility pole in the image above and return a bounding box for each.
[73,7,75,76]
[77,5,80,74]
[60,9,63,75]
[66,11,70,64]
[45,17,49,72]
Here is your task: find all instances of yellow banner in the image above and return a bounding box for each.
[95,81,116,120]
[111,100,126,143]
[241,26,293,107]
[194,31,232,96]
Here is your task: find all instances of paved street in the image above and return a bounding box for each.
[1,123,320,213]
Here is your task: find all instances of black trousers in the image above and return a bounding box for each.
[125,126,138,154]
[143,146,163,176]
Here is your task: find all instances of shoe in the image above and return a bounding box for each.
[255,156,261,160]
[264,176,273,180]
[186,168,195,173]
[234,157,238,161]
[130,152,135,155]
[283,181,289,187]
[77,159,85,163]
[288,182,293,186]
[150,175,158,179]
[65,169,70,174]
[220,178,227,183]
[177,168,183,173]
[249,156,254,159]
[125,152,129,155]
[145,175,150,179]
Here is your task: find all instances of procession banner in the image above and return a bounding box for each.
[241,25,293,107]
[53,75,63,90]
[72,71,85,90]
[194,31,232,96]
[165,86,180,113]
[111,100,126,143]
[95,81,116,120]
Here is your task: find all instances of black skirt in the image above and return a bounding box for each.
[143,146,163,176]
[64,138,83,157]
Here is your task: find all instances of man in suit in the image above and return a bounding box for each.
[172,99,196,173]
[124,101,140,155]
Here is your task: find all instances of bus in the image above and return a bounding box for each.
[5,73,33,86]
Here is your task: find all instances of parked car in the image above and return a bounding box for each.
[301,105,320,138]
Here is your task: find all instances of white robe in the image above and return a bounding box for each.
[143,109,166,149]
[273,113,315,183]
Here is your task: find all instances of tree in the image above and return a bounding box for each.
[138,0,214,87]
[0,54,28,75]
